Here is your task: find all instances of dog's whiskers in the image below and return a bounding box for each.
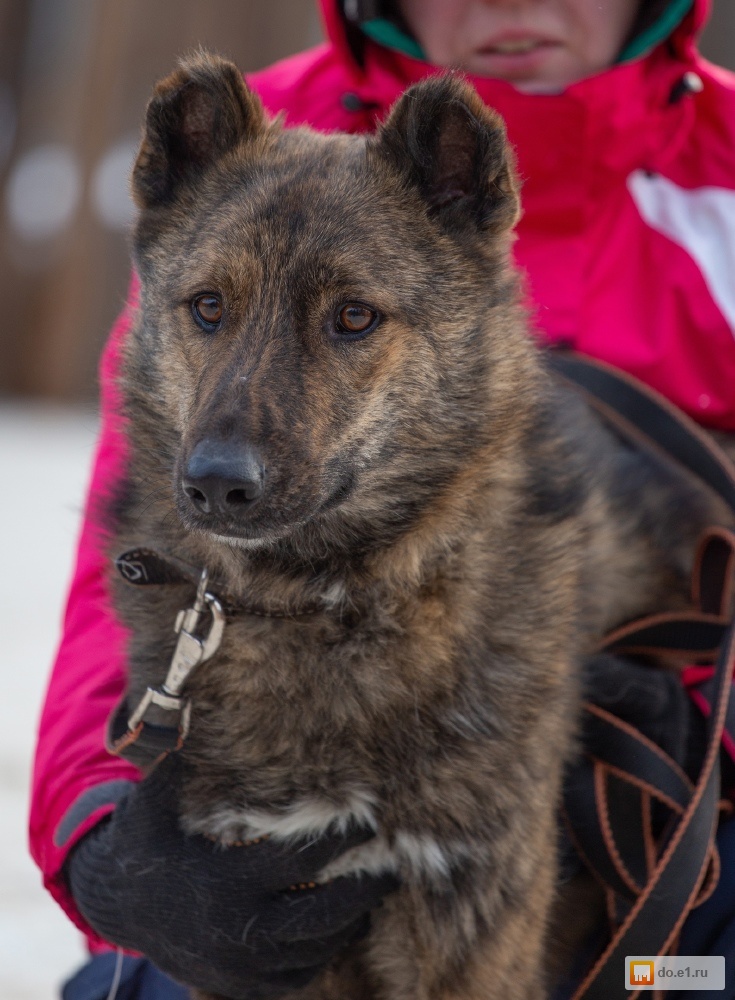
[133,489,172,518]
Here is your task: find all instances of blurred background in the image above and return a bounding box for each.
[0,1,733,998]
[0,0,323,402]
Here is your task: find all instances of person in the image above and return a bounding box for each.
[30,1,735,998]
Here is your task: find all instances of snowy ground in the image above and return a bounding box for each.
[1,402,98,1000]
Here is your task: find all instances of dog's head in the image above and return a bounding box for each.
[128,53,531,554]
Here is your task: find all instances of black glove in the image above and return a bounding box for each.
[65,754,398,1000]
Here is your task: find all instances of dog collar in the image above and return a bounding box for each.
[107,547,323,769]
[115,547,324,619]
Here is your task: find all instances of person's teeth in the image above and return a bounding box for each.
[492,40,539,54]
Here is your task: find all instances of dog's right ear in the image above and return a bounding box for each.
[132,53,266,208]
[373,75,519,235]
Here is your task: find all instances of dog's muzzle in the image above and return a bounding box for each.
[182,437,264,520]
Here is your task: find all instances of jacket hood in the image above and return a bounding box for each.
[318,0,711,85]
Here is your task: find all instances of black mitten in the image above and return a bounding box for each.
[583,653,692,768]
[65,755,398,999]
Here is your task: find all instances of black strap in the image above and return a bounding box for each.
[691,677,735,762]
[571,627,734,1000]
[548,352,735,512]
[115,548,197,587]
[602,612,727,663]
[115,547,323,619]
[580,706,692,812]
[550,354,735,1000]
[106,697,184,770]
[564,755,646,902]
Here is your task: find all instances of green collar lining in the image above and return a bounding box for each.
[361,18,425,61]
[618,0,694,63]
[360,1,694,69]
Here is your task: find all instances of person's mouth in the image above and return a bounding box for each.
[487,39,547,54]
[476,34,560,75]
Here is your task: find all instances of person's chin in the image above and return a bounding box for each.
[464,46,572,93]
[510,78,567,94]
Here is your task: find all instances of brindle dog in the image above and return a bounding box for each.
[111,53,730,1000]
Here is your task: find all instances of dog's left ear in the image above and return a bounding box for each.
[133,52,266,208]
[373,75,519,233]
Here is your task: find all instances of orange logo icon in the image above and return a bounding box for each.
[629,960,655,986]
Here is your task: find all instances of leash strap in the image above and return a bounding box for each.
[568,618,734,1000]
[550,353,735,999]
[106,697,188,770]
[106,567,225,769]
[548,353,735,512]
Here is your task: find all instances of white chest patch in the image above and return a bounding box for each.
[192,788,378,842]
[627,170,735,335]
[186,792,461,883]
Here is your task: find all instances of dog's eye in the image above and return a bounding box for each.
[192,294,223,331]
[335,303,379,337]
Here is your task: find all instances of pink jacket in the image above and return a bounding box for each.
[30,0,735,948]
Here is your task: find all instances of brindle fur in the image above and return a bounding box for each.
[109,54,731,1000]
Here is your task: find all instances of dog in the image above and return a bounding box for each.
[109,53,730,999]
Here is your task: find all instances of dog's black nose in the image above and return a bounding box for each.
[183,439,264,517]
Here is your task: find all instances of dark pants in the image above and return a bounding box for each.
[64,820,735,1000]
[677,816,735,999]
[62,953,188,1000]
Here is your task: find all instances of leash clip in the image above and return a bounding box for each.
[167,569,225,693]
[127,569,225,734]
